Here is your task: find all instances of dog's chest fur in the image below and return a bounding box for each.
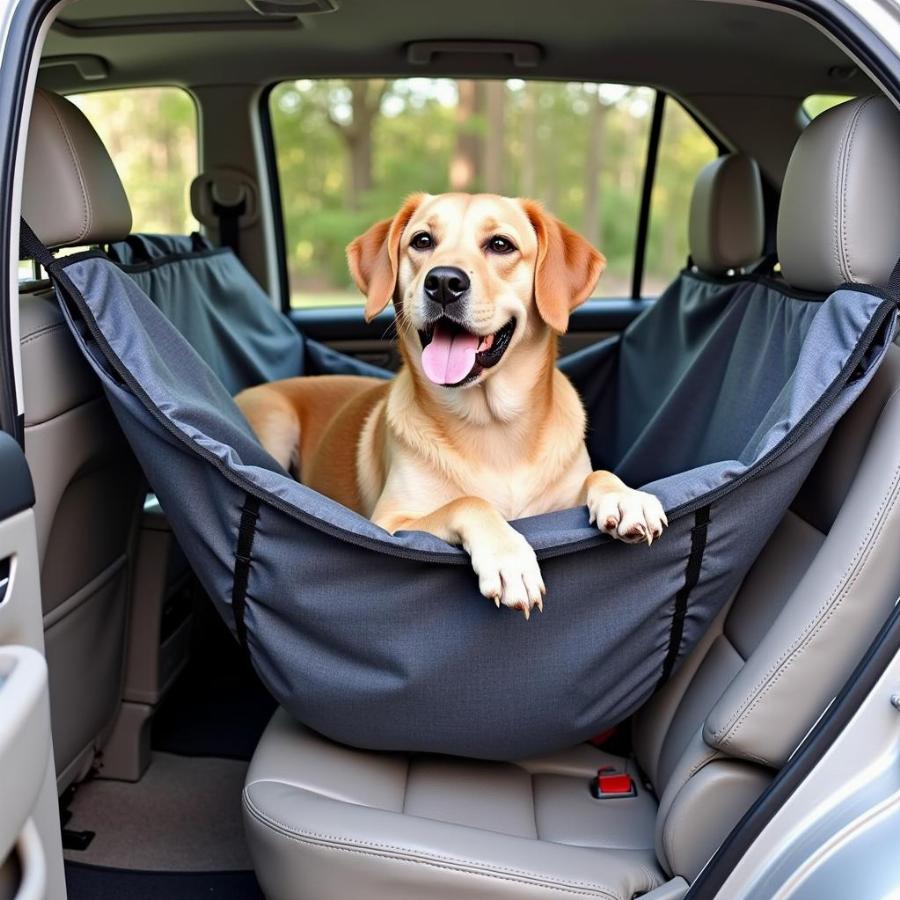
[358,368,592,521]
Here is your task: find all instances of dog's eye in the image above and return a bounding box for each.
[487,236,516,254]
[410,233,434,251]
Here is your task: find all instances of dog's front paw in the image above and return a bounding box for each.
[469,530,545,620]
[587,486,668,545]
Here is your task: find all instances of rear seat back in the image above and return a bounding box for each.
[632,96,900,879]
[105,231,390,393]
[105,233,304,394]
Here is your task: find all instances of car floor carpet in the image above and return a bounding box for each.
[62,752,252,872]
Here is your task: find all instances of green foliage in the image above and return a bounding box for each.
[802,94,855,120]
[71,87,198,235]
[70,80,718,306]
[270,79,717,305]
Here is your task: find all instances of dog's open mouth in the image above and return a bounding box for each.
[418,317,516,387]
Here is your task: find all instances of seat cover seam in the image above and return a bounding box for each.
[243,791,637,899]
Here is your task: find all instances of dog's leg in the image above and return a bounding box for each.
[582,471,667,545]
[234,384,301,473]
[375,498,545,619]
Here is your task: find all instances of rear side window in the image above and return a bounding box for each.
[643,99,718,296]
[803,94,855,120]
[69,87,199,235]
[269,79,663,308]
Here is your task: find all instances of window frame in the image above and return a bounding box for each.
[260,78,729,313]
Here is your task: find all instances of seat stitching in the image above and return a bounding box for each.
[838,97,876,283]
[20,322,66,346]
[242,791,636,899]
[712,459,900,744]
[41,95,91,243]
[710,443,900,741]
[711,454,900,749]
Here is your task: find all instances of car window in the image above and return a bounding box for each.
[803,94,855,120]
[69,87,199,235]
[643,99,718,296]
[269,78,664,308]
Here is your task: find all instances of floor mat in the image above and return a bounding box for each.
[65,863,263,899]
[63,753,252,871]
[152,593,276,760]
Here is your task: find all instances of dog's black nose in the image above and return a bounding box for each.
[424,266,470,307]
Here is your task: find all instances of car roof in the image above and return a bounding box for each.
[39,0,877,184]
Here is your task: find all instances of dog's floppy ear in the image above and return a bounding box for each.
[521,200,606,334]
[347,193,426,322]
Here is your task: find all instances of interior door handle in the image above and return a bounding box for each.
[0,556,10,606]
[10,820,45,900]
[0,647,50,867]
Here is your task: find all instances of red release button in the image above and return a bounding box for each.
[596,772,634,795]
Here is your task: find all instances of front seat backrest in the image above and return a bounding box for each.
[633,96,900,880]
[21,89,142,790]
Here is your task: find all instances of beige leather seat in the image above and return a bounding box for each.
[20,89,143,790]
[243,98,900,899]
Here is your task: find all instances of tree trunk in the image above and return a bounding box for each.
[520,83,538,197]
[331,80,385,209]
[482,81,506,193]
[450,80,483,191]
[582,91,606,245]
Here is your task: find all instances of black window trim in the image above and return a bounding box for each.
[259,82,291,314]
[631,90,666,300]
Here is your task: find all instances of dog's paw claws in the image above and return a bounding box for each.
[472,531,544,620]
[587,487,667,547]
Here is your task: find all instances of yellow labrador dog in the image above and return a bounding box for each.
[236,193,667,617]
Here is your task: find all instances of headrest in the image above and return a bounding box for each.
[688,153,764,275]
[22,89,131,249]
[778,96,900,293]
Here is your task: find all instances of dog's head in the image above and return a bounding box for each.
[347,193,605,389]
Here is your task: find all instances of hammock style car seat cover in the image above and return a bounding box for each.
[34,223,896,759]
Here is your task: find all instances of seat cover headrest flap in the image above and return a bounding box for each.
[688,153,764,275]
[778,96,900,293]
[22,89,132,249]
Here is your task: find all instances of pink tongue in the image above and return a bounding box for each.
[421,323,480,385]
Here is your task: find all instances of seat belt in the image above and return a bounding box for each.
[212,195,247,256]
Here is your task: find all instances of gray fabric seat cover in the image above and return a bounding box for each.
[106,232,387,392]
[42,237,896,759]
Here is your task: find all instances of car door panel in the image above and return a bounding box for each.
[0,432,64,900]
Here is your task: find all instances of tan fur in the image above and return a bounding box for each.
[235,193,667,617]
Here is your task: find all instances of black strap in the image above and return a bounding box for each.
[232,494,261,652]
[212,197,246,256]
[887,255,900,300]
[658,505,711,687]
[19,218,56,270]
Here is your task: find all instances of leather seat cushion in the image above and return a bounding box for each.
[243,709,664,900]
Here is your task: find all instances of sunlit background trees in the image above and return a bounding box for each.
[74,79,721,305]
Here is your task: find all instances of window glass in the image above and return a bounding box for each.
[802,94,854,121]
[643,99,718,296]
[269,79,656,308]
[69,87,199,234]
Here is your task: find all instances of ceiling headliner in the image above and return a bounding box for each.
[40,0,872,100]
